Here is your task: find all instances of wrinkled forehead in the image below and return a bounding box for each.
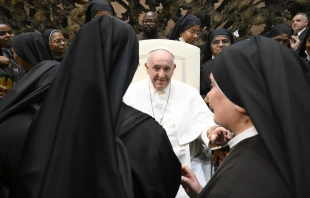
[149,50,174,64]
[293,15,306,21]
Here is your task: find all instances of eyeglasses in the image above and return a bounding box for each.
[211,39,231,46]
[52,39,67,45]
[186,29,201,36]
[0,30,13,36]
[142,20,158,25]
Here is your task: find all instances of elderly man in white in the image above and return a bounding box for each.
[123,46,230,198]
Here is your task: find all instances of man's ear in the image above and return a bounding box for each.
[173,64,176,69]
[145,63,149,70]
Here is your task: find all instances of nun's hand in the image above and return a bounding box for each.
[181,165,203,198]
[0,56,9,66]
[0,85,8,99]
[290,36,300,51]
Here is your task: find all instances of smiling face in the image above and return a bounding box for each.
[145,49,176,91]
[0,24,14,48]
[210,35,231,57]
[49,31,67,56]
[181,25,200,44]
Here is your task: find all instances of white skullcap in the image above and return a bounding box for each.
[148,46,175,58]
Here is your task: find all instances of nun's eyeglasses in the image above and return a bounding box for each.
[0,30,13,36]
[211,39,231,46]
[186,29,201,36]
[53,39,67,45]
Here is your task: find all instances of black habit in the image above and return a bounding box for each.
[168,14,201,41]
[199,36,310,198]
[200,28,234,98]
[12,15,180,198]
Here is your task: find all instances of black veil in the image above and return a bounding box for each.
[0,32,56,121]
[84,0,115,23]
[207,35,310,198]
[13,15,139,198]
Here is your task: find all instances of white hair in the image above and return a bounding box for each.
[146,46,175,66]
[295,12,308,21]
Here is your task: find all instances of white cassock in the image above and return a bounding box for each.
[123,78,215,198]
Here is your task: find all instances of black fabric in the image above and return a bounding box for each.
[117,103,181,198]
[201,28,234,64]
[0,60,59,197]
[198,136,291,198]
[11,32,54,67]
[1,48,25,82]
[298,28,310,58]
[168,14,201,41]
[200,60,212,98]
[267,24,293,38]
[84,0,115,23]
[42,29,60,44]
[0,61,59,119]
[295,29,308,54]
[12,15,140,198]
[207,35,310,197]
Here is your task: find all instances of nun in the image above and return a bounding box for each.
[42,29,67,62]
[0,32,58,196]
[181,35,310,198]
[169,14,201,44]
[200,28,234,98]
[12,15,181,198]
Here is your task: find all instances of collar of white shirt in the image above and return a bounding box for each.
[179,37,186,43]
[297,28,306,36]
[227,126,258,149]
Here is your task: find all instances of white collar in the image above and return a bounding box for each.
[179,37,186,43]
[305,50,310,61]
[297,28,306,36]
[227,126,258,149]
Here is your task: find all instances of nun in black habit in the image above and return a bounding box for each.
[12,15,181,198]
[42,29,67,62]
[84,0,115,23]
[0,32,58,197]
[169,14,201,44]
[182,36,310,198]
[200,28,234,98]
